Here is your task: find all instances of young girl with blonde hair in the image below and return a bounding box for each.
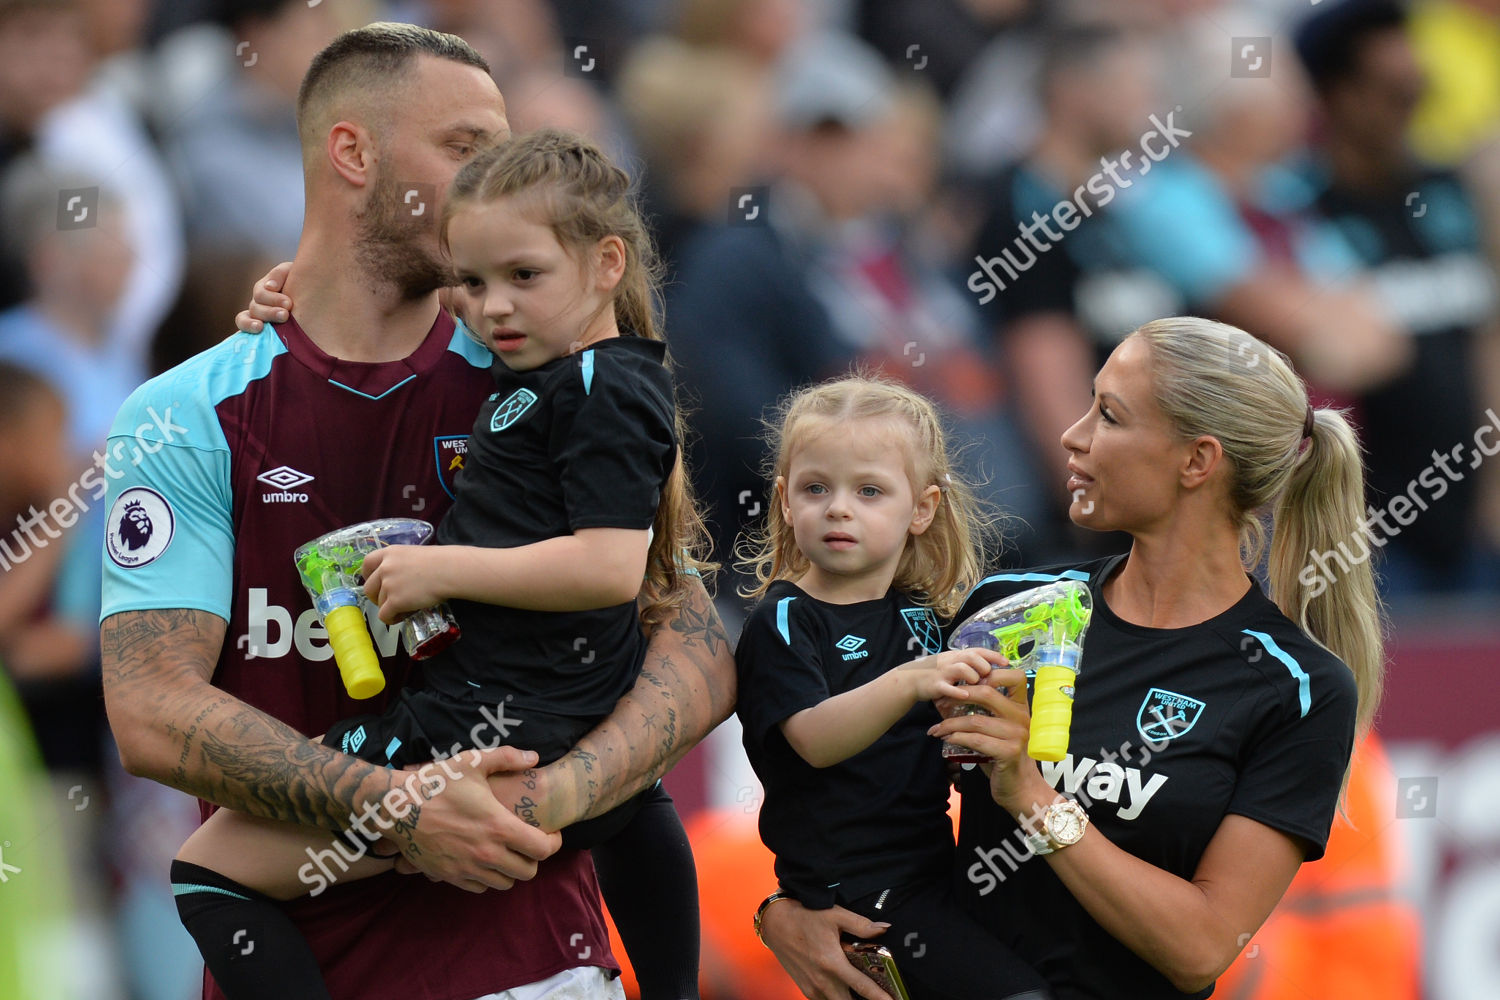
[735,373,1050,1000]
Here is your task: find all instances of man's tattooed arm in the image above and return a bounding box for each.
[101,609,396,833]
[525,577,736,829]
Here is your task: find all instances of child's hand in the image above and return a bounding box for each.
[899,648,1009,704]
[235,261,293,332]
[362,546,447,623]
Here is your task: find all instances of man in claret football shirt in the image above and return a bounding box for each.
[98,23,733,1000]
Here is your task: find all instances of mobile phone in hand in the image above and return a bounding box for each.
[842,940,913,1000]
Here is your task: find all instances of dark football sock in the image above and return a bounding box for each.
[170,859,332,1000]
[592,789,702,1000]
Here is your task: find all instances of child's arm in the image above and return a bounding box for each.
[779,648,1007,768]
[361,528,648,621]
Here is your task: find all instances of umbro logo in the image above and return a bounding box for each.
[258,465,313,503]
[836,634,869,661]
[258,465,313,489]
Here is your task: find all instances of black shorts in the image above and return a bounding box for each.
[844,878,1051,1000]
[321,685,593,769]
[321,684,653,850]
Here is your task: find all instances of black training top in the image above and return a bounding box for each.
[425,335,676,721]
[954,556,1358,1000]
[736,579,952,908]
[1311,164,1490,572]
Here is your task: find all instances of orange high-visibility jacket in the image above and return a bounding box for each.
[1216,733,1422,1000]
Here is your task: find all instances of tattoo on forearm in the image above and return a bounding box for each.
[514,795,542,829]
[555,581,736,823]
[101,608,209,684]
[667,600,730,656]
[101,609,390,832]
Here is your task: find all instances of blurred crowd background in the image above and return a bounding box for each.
[1,0,1498,997]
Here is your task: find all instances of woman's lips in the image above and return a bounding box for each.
[1067,463,1095,494]
[823,533,856,550]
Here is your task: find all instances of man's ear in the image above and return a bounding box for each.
[1179,435,1224,491]
[326,120,374,188]
[910,484,942,535]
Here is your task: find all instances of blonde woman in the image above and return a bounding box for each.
[759,318,1381,1000]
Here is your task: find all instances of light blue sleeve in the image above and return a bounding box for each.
[1114,158,1261,304]
[98,354,240,624]
[1258,163,1365,283]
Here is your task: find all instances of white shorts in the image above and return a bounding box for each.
[469,965,624,1000]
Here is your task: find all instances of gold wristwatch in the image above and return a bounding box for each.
[1023,798,1089,855]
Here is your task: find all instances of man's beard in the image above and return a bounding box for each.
[353,170,456,300]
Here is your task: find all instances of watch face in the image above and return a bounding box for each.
[1047,803,1086,844]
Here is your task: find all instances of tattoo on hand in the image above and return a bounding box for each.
[393,803,422,858]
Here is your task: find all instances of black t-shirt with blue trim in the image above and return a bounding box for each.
[973,162,1186,356]
[953,555,1357,1000]
[425,335,676,722]
[1310,164,1494,570]
[735,580,951,908]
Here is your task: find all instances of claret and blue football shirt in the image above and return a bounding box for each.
[100,311,614,1000]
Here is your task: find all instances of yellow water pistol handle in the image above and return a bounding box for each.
[1029,663,1077,762]
[324,604,384,700]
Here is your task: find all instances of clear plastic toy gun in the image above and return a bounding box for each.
[943,579,1093,763]
[293,518,461,700]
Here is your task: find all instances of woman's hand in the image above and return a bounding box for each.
[758,897,895,1000]
[235,261,294,332]
[362,546,449,623]
[927,669,1054,815]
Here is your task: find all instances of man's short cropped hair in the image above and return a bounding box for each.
[1293,0,1408,93]
[295,21,490,149]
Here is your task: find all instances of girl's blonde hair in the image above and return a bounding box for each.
[737,373,999,619]
[1130,317,1385,736]
[442,128,714,625]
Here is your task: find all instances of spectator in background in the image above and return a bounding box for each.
[856,0,1031,99]
[1294,0,1500,595]
[0,159,195,1000]
[969,23,1169,562]
[0,361,120,995]
[162,0,357,262]
[0,0,91,312]
[415,0,620,142]
[672,0,804,69]
[0,160,138,688]
[0,362,71,686]
[616,36,771,283]
[1092,18,1411,399]
[1215,732,1422,1000]
[668,31,1039,606]
[25,0,183,373]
